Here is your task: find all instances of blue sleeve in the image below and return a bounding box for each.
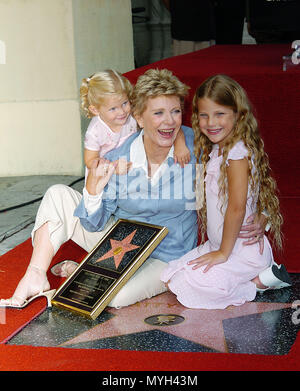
[74,177,118,232]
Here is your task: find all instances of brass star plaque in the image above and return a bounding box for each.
[144,314,185,326]
[51,219,168,319]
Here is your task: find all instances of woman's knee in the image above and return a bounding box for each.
[108,274,167,309]
[44,184,81,208]
[108,285,137,309]
[45,184,71,199]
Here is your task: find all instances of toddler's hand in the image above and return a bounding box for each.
[188,250,227,273]
[114,158,132,175]
[174,146,191,168]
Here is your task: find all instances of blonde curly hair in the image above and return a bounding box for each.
[79,69,133,118]
[192,74,283,250]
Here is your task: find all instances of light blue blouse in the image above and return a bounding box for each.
[74,126,198,263]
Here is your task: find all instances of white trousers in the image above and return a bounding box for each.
[32,184,167,308]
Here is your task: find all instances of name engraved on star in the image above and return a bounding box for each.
[114,247,122,255]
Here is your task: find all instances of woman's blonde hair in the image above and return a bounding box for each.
[80,69,133,118]
[192,74,283,249]
[131,68,190,119]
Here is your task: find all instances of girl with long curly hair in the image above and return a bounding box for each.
[161,74,291,309]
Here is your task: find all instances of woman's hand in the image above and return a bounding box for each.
[188,250,228,273]
[239,213,267,254]
[86,158,117,195]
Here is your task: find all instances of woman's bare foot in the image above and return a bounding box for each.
[50,260,79,277]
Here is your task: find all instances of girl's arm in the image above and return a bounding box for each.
[219,158,248,258]
[84,148,100,169]
[85,148,131,175]
[189,158,249,272]
[174,127,191,167]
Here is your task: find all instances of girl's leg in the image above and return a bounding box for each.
[251,275,267,289]
[250,238,291,291]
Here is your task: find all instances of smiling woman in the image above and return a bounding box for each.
[130,68,190,176]
[135,96,182,145]
[134,95,183,176]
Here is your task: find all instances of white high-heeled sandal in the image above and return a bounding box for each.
[0,264,56,309]
[256,264,292,293]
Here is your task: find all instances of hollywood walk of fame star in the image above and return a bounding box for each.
[61,291,292,353]
[95,230,140,269]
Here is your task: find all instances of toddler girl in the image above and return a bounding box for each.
[161,74,291,309]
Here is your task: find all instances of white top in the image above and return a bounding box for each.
[84,114,137,157]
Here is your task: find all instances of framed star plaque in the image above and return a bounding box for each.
[51,219,168,319]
